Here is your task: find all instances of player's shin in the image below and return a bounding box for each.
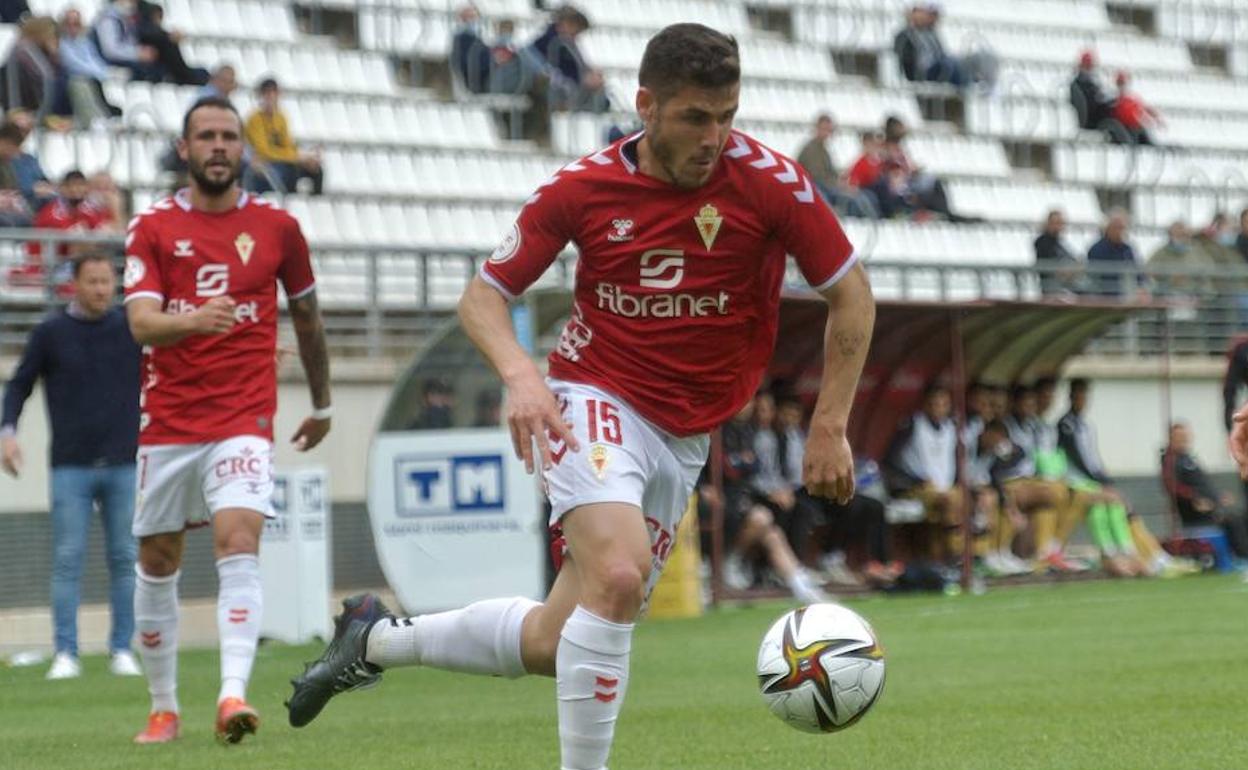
[216,554,263,702]
[365,597,538,676]
[135,566,180,714]
[556,606,633,770]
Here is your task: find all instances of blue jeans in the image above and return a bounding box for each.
[50,464,137,655]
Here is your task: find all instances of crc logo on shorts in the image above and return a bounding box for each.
[638,249,685,289]
[123,255,146,289]
[489,223,521,264]
[214,446,267,481]
[196,264,230,297]
[395,454,504,517]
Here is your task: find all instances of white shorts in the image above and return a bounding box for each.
[133,435,276,537]
[543,379,709,599]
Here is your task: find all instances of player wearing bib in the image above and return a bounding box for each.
[287,25,875,770]
[124,97,332,745]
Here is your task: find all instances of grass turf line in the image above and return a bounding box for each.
[1,575,1245,770]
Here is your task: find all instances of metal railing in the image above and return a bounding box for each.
[2,229,1245,359]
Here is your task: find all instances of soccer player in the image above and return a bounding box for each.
[123,96,332,744]
[286,24,874,770]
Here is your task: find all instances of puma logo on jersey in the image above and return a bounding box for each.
[174,239,194,257]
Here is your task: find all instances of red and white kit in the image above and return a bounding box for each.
[482,130,857,588]
[123,189,316,535]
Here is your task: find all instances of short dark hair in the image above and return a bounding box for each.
[923,382,950,401]
[638,23,739,101]
[884,115,906,141]
[1034,376,1057,391]
[71,251,113,278]
[1068,377,1091,395]
[182,96,242,139]
[62,169,86,184]
[257,76,279,93]
[1010,383,1033,403]
[0,121,24,145]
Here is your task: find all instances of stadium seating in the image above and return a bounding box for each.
[3,0,1247,310]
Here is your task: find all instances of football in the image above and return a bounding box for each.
[756,603,886,733]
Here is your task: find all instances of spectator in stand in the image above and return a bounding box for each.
[472,389,501,428]
[4,112,55,211]
[893,2,996,91]
[135,0,208,85]
[846,130,884,194]
[883,384,963,559]
[1163,421,1248,559]
[0,120,35,227]
[1,252,143,681]
[1148,221,1215,297]
[702,400,828,603]
[1034,209,1084,297]
[2,16,72,126]
[796,114,874,219]
[0,0,30,23]
[1111,70,1161,146]
[95,0,164,83]
[87,170,125,225]
[1192,212,1240,267]
[1236,208,1248,264]
[198,64,237,101]
[25,169,114,290]
[244,78,324,195]
[451,4,491,94]
[522,5,607,113]
[59,8,122,123]
[871,116,973,222]
[1087,208,1141,297]
[1071,51,1114,131]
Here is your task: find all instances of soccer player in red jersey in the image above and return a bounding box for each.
[124,96,332,745]
[287,25,874,768]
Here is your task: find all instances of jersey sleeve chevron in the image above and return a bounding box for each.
[480,157,587,300]
[725,131,856,290]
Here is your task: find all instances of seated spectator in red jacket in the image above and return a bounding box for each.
[1111,71,1161,146]
[846,130,884,193]
[22,169,114,293]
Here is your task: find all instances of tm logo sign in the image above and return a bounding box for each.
[394,454,505,517]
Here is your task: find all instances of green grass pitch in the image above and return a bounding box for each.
[2,575,1245,770]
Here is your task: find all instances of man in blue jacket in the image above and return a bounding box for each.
[2,252,142,680]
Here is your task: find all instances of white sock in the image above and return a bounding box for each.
[216,554,262,703]
[134,566,180,714]
[556,606,633,770]
[365,597,538,677]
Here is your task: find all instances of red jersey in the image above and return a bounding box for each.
[27,197,113,262]
[847,154,883,189]
[481,130,857,436]
[122,189,315,445]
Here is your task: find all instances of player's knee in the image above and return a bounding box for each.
[138,549,179,577]
[590,561,646,620]
[215,530,260,559]
[747,506,774,528]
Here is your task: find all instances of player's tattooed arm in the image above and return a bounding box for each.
[804,262,875,503]
[289,291,331,410]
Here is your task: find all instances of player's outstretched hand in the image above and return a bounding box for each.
[1230,401,1248,479]
[506,373,579,474]
[291,416,331,452]
[192,296,237,335]
[1,435,22,477]
[803,424,854,504]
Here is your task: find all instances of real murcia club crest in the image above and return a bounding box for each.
[694,203,722,251]
[234,232,255,265]
[589,445,610,481]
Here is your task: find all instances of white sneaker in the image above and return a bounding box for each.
[1000,551,1033,575]
[110,651,143,677]
[46,652,81,680]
